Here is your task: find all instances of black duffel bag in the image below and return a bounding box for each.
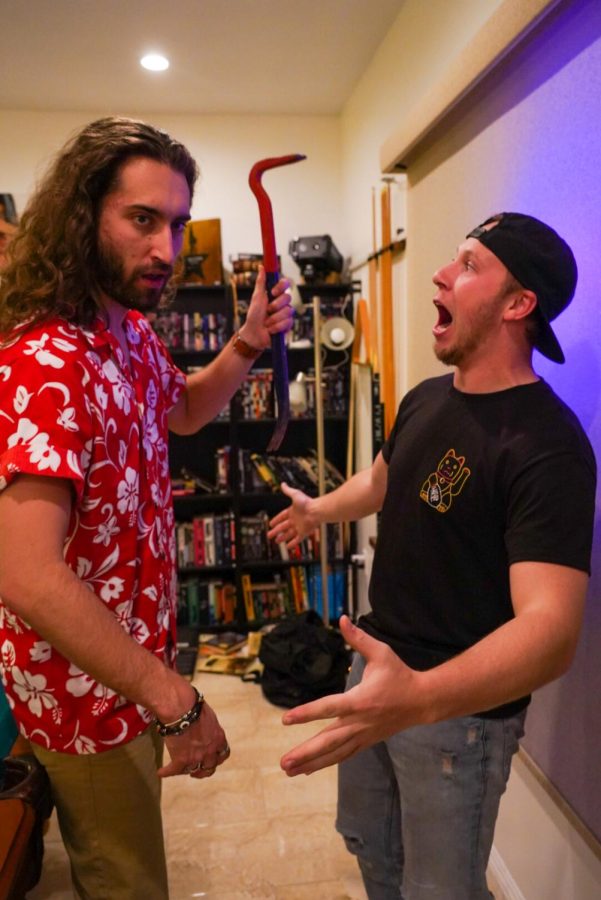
[258,610,351,708]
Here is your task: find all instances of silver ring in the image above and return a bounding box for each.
[185,762,204,774]
[217,743,230,758]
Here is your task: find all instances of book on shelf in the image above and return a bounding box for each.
[176,521,194,568]
[148,309,229,351]
[306,563,346,620]
[177,512,236,568]
[235,367,348,422]
[198,631,247,656]
[239,572,293,623]
[177,578,237,627]
[239,511,273,561]
[238,448,268,493]
[238,506,343,565]
[215,446,231,492]
[238,369,274,420]
[171,467,217,497]
[241,573,255,622]
[287,564,309,613]
[239,450,345,497]
[197,655,256,677]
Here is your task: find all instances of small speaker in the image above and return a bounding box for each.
[320,316,354,351]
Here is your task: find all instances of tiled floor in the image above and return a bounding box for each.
[27,671,507,899]
[28,671,368,899]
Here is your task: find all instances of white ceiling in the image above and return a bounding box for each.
[1,0,405,116]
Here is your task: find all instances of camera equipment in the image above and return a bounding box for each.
[288,234,343,283]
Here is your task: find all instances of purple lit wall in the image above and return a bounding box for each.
[406,0,601,842]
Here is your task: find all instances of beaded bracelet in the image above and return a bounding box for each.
[156,687,204,737]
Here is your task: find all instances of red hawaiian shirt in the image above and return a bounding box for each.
[0,313,186,753]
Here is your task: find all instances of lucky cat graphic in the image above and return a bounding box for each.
[420,449,471,512]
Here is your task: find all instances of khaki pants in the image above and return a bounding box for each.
[32,727,169,900]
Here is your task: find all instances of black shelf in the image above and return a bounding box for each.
[179,564,236,575]
[161,280,357,630]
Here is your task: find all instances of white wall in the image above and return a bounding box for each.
[0,110,343,280]
[337,0,504,608]
[492,754,601,900]
[339,1,601,896]
[340,0,504,264]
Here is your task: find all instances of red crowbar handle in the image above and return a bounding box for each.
[249,154,306,451]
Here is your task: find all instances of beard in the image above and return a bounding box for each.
[96,239,174,313]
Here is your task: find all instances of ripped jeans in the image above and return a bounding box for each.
[336,653,526,900]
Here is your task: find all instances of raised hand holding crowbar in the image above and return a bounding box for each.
[249,154,306,451]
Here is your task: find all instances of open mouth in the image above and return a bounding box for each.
[140,271,169,289]
[433,301,453,335]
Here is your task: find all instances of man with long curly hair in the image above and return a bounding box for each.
[0,117,292,898]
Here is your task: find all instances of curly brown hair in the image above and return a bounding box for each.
[0,117,198,335]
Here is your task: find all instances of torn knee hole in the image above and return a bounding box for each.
[342,833,366,855]
[441,753,454,776]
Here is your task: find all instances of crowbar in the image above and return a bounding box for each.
[248,154,306,451]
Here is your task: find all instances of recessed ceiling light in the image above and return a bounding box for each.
[140,53,169,72]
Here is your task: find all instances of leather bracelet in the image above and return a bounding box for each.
[232,330,263,360]
[156,687,204,737]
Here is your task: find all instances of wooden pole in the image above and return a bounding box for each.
[369,187,379,374]
[313,297,329,626]
[380,179,396,437]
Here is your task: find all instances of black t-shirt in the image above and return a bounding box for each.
[360,375,597,718]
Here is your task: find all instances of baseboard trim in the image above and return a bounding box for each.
[489,846,526,900]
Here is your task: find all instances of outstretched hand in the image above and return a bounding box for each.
[267,482,317,549]
[279,616,423,776]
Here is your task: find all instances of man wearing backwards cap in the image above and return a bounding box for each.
[269,212,596,899]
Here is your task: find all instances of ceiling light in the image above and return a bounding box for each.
[140,54,169,72]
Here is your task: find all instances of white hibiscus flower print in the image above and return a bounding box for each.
[65,663,116,702]
[29,641,52,663]
[0,603,25,635]
[57,407,78,432]
[146,378,158,410]
[142,412,158,460]
[13,385,34,414]
[100,576,125,602]
[102,359,132,415]
[7,418,60,472]
[12,667,57,717]
[117,467,139,514]
[7,417,37,447]
[28,433,61,471]
[95,383,109,411]
[22,334,65,369]
[94,513,120,547]
[113,598,133,627]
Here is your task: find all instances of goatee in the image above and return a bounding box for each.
[96,241,174,312]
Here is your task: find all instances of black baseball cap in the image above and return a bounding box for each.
[466,212,577,364]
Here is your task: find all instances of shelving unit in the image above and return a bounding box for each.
[151,280,358,636]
